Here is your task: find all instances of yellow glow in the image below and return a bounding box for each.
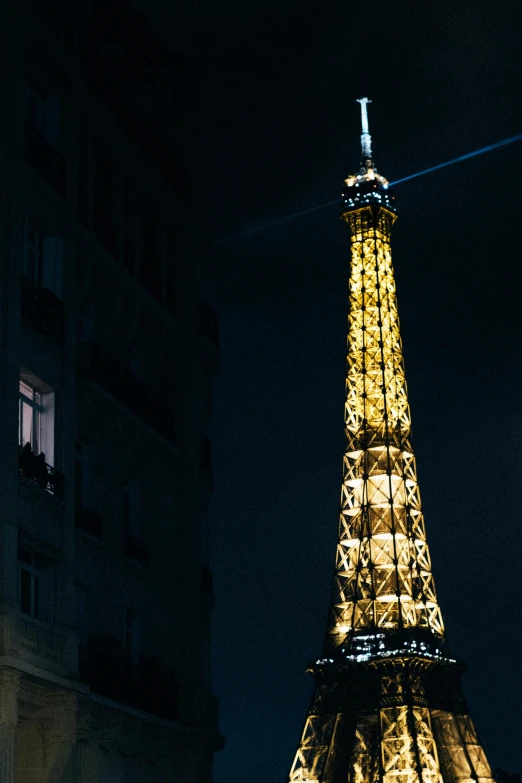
[287,178,492,783]
[326,203,444,645]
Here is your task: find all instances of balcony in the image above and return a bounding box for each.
[21,277,64,348]
[19,445,64,498]
[24,125,66,198]
[80,635,178,721]
[123,533,149,567]
[19,617,64,664]
[77,341,178,448]
[75,506,103,540]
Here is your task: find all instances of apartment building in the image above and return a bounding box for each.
[0,1,221,780]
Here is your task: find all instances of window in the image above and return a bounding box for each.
[18,373,55,466]
[25,222,44,288]
[25,85,61,150]
[24,81,65,197]
[23,216,63,299]
[19,379,42,456]
[18,547,54,623]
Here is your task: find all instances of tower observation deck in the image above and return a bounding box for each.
[287,100,495,783]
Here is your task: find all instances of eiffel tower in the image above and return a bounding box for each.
[288,99,495,783]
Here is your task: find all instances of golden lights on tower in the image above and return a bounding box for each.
[287,99,495,783]
[329,202,444,648]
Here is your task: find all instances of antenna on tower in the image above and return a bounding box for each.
[356,97,373,163]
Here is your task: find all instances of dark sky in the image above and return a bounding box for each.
[155,0,522,778]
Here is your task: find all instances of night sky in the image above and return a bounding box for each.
[159,0,522,778]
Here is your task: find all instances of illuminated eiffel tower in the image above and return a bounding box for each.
[288,99,495,783]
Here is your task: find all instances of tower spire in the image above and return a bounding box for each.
[357,96,373,163]
[287,100,495,783]
[342,98,392,207]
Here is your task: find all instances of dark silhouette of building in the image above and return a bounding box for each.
[0,1,221,779]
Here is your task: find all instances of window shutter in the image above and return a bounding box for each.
[42,236,64,299]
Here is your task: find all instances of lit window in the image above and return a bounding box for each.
[18,546,54,623]
[19,379,42,455]
[19,373,55,467]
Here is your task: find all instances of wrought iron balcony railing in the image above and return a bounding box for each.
[21,277,64,348]
[76,341,178,448]
[18,445,64,498]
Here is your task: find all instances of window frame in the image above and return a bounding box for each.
[24,221,44,288]
[23,214,64,300]
[19,372,55,468]
[19,379,43,455]
[17,546,54,624]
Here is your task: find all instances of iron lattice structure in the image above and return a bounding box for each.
[288,100,494,783]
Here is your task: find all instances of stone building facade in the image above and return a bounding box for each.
[0,1,221,780]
